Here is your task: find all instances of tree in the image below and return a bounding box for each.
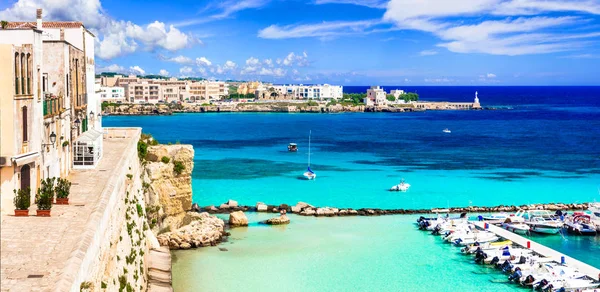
[1,21,8,29]
[402,92,419,102]
[386,94,396,102]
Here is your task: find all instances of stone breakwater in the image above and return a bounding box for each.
[156,212,226,250]
[194,201,591,217]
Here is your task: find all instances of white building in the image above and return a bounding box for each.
[390,89,405,99]
[365,86,387,106]
[272,84,343,100]
[98,86,125,103]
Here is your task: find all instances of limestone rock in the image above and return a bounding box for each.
[227,200,238,207]
[229,211,248,226]
[257,202,268,212]
[156,212,225,250]
[265,215,290,225]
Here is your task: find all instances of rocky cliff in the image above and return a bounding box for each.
[143,145,194,232]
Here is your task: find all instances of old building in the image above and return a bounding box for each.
[0,11,45,214]
[365,86,387,106]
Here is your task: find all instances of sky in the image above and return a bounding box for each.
[1,0,600,85]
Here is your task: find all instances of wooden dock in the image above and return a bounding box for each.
[472,221,600,281]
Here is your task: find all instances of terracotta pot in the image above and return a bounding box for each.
[36,209,51,217]
[55,198,69,205]
[14,209,29,217]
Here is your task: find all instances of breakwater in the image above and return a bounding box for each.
[194,201,590,217]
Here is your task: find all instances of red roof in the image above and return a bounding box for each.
[4,21,84,29]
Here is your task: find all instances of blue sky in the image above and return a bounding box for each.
[1,0,600,85]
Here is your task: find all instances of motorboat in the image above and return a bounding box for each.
[390,179,410,191]
[515,209,563,234]
[303,131,316,180]
[480,247,533,265]
[479,213,512,221]
[287,143,298,152]
[501,217,531,235]
[563,213,597,236]
[460,240,512,254]
[443,128,451,133]
[452,231,499,246]
[589,202,600,232]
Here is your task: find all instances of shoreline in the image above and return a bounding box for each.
[193,201,590,217]
[102,102,508,116]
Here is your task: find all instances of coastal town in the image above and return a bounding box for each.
[1,6,599,292]
[98,75,483,115]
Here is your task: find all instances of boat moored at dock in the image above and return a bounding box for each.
[564,214,598,236]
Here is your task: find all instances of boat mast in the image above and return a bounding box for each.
[308,130,311,167]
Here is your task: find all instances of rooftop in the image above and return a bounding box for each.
[4,21,85,29]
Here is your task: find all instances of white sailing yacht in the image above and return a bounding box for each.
[303,130,316,180]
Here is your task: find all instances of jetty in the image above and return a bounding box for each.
[472,221,600,281]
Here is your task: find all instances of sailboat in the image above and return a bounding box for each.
[303,130,316,180]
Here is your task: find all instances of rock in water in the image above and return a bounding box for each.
[265,215,290,225]
[191,203,201,212]
[256,202,268,212]
[229,211,248,226]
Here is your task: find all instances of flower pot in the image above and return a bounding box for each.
[14,209,29,217]
[55,198,69,205]
[36,210,51,217]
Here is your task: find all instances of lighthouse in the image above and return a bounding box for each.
[473,91,481,109]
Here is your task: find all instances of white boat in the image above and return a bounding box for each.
[453,232,499,246]
[589,202,600,232]
[390,179,410,191]
[563,213,597,236]
[515,209,562,234]
[303,130,316,180]
[501,222,530,235]
[443,128,451,133]
[480,212,512,221]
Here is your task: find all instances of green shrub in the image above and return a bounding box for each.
[126,174,133,180]
[13,187,31,210]
[173,161,185,175]
[62,140,69,147]
[80,281,92,290]
[36,178,55,210]
[136,204,143,217]
[118,276,126,291]
[101,281,107,289]
[55,178,71,199]
[161,156,170,164]
[137,140,148,161]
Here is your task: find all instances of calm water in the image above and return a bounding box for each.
[104,86,600,290]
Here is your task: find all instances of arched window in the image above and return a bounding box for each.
[26,53,31,94]
[22,106,28,142]
[14,53,20,95]
[20,53,25,95]
[20,164,31,191]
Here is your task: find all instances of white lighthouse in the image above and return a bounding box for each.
[473,91,481,109]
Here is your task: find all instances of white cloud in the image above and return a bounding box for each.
[382,0,600,56]
[424,78,453,83]
[196,57,212,66]
[129,65,146,75]
[96,63,125,73]
[281,52,309,66]
[263,58,274,67]
[419,50,438,56]
[197,67,207,75]
[487,73,497,78]
[159,69,170,76]
[0,0,198,59]
[246,57,260,66]
[258,20,385,39]
[314,0,387,8]
[180,66,194,75]
[162,55,193,64]
[223,60,237,70]
[173,0,270,27]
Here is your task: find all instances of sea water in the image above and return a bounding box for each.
[103,86,600,290]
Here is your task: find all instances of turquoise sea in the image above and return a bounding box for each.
[104,86,600,291]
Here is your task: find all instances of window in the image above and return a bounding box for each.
[26,53,31,94]
[42,73,48,92]
[20,53,25,94]
[22,106,28,142]
[15,53,20,94]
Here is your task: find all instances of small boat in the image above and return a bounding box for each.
[564,214,597,236]
[515,209,562,234]
[443,128,451,133]
[501,217,530,235]
[479,213,512,221]
[303,131,316,180]
[390,179,410,191]
[589,202,600,232]
[288,143,298,152]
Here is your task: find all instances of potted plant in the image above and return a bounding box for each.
[55,177,71,204]
[13,187,31,216]
[36,177,55,216]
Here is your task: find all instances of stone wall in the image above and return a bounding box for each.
[58,128,157,292]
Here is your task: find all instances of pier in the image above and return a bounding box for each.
[472,221,600,281]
